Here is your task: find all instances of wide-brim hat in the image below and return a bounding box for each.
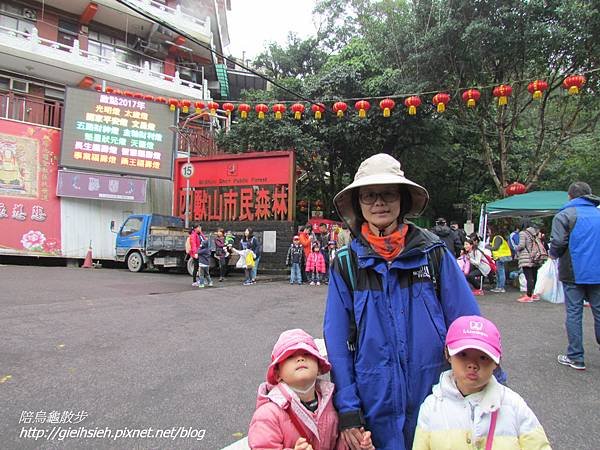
[333,153,429,236]
[266,329,331,385]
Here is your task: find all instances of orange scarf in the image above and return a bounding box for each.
[361,222,408,261]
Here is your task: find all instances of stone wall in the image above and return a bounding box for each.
[196,221,297,270]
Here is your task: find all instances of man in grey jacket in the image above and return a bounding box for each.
[550,181,600,371]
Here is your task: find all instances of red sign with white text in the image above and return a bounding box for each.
[174,151,295,222]
[0,119,62,256]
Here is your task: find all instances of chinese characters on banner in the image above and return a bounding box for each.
[60,88,175,179]
[0,119,61,255]
[174,151,295,222]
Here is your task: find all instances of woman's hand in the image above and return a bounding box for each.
[294,437,313,450]
[341,428,366,450]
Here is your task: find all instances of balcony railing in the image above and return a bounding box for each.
[131,0,212,40]
[0,25,210,100]
[0,91,63,128]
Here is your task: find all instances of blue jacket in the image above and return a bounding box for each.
[550,195,600,284]
[323,225,480,450]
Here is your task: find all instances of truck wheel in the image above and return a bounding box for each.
[187,257,195,276]
[127,251,144,272]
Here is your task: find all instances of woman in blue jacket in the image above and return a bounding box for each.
[323,153,480,450]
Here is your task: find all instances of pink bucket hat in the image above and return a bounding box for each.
[266,329,331,385]
[445,316,502,364]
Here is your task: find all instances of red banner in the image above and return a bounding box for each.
[0,120,62,255]
[174,151,295,222]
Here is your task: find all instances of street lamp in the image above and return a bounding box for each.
[169,108,231,228]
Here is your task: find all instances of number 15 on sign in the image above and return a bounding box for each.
[181,163,194,178]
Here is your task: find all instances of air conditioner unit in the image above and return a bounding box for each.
[23,8,37,20]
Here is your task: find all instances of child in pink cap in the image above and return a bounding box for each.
[413,316,551,450]
[248,329,373,450]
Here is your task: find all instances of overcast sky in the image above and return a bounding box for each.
[226,0,318,61]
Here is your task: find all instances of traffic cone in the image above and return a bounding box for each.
[82,242,93,268]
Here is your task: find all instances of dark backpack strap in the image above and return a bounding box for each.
[427,246,444,301]
[335,246,358,351]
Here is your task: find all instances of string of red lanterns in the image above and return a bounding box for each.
[91,72,587,120]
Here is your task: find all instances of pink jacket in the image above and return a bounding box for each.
[248,380,347,450]
[306,251,326,273]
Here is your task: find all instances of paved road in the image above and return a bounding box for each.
[1,265,598,449]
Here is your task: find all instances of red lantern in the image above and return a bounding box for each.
[168,98,179,112]
[333,101,348,118]
[562,75,585,95]
[505,182,527,196]
[207,101,219,115]
[291,103,305,120]
[123,91,134,98]
[105,86,114,93]
[354,100,371,118]
[492,85,512,106]
[462,89,481,108]
[527,80,548,100]
[255,103,269,120]
[112,89,122,96]
[272,103,286,120]
[144,94,154,101]
[238,103,251,119]
[379,98,395,117]
[94,84,102,91]
[194,101,205,111]
[155,96,167,104]
[404,96,422,115]
[432,93,450,113]
[180,99,191,113]
[298,200,308,212]
[222,102,235,117]
[314,199,323,211]
[133,92,144,99]
[311,103,325,120]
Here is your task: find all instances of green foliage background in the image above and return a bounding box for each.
[216,0,599,224]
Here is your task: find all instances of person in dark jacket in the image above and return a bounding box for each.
[196,238,213,288]
[431,217,463,256]
[550,181,600,371]
[450,221,467,245]
[214,228,227,282]
[285,235,305,285]
[241,228,261,284]
[324,153,480,450]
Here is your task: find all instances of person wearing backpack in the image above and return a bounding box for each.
[516,224,542,303]
[323,153,480,450]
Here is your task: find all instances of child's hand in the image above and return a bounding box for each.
[359,429,375,450]
[294,437,313,450]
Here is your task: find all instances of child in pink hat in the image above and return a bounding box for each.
[413,316,551,450]
[248,329,373,450]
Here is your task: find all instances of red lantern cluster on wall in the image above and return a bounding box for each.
[505,182,527,196]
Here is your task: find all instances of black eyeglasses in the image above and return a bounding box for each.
[359,190,401,205]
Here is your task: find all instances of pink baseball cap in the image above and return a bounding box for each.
[445,316,502,364]
[266,329,331,385]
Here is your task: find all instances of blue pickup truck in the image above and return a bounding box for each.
[113,214,192,273]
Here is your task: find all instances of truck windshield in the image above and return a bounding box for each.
[150,215,185,228]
